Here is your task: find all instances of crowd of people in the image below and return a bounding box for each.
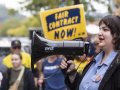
[0,14,120,90]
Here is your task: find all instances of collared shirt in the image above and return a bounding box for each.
[79,50,118,90]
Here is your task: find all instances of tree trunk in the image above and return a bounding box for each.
[74,0,80,5]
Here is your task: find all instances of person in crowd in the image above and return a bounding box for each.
[33,67,39,89]
[1,52,36,90]
[84,33,95,57]
[2,39,38,89]
[93,35,101,54]
[74,54,90,75]
[73,38,90,75]
[89,35,102,60]
[38,55,68,90]
[0,63,7,75]
[3,40,31,68]
[0,63,7,90]
[36,59,45,90]
[60,15,120,90]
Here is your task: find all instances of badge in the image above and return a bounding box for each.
[15,40,19,44]
[95,75,102,82]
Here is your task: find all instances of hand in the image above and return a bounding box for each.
[60,57,75,73]
[38,79,43,85]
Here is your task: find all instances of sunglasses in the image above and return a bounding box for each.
[13,46,21,49]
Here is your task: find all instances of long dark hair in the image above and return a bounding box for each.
[99,15,120,51]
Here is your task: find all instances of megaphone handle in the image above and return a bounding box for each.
[62,55,74,75]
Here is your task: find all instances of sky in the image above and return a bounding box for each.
[0,0,32,17]
[0,0,109,17]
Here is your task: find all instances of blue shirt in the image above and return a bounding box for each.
[42,57,67,90]
[79,50,118,90]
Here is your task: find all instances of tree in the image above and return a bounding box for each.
[0,24,3,33]
[1,18,21,36]
[6,8,17,15]
[0,5,26,23]
[22,15,41,28]
[19,0,113,22]
[19,0,61,16]
[114,0,120,8]
[7,16,41,37]
[114,0,120,15]
[7,25,28,36]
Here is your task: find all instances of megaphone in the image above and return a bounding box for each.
[31,31,89,74]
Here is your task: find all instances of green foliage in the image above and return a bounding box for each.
[0,5,26,23]
[1,18,21,36]
[3,0,114,37]
[66,0,73,6]
[66,0,111,22]
[0,28,1,33]
[6,16,41,37]
[108,4,112,14]
[23,15,41,28]
[7,26,28,36]
[0,24,3,33]
[20,0,112,22]
[6,9,17,15]
[115,3,119,8]
[115,0,120,8]
[0,5,42,37]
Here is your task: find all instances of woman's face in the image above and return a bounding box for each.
[98,22,114,50]
[11,54,22,68]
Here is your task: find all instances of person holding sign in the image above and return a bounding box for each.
[60,15,120,90]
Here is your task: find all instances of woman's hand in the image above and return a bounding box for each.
[60,57,75,73]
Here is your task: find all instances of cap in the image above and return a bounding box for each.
[11,40,21,47]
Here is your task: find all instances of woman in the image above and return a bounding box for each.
[60,15,120,90]
[1,52,36,90]
[38,55,68,90]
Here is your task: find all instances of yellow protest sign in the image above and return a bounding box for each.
[40,4,87,41]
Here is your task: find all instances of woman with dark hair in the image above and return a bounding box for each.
[1,52,36,90]
[60,15,120,90]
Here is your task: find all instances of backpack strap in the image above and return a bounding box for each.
[16,66,25,82]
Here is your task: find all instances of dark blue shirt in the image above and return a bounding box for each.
[42,57,67,90]
[88,42,95,57]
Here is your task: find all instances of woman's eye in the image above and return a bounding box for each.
[104,29,108,31]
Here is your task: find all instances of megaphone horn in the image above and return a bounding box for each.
[31,31,89,72]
